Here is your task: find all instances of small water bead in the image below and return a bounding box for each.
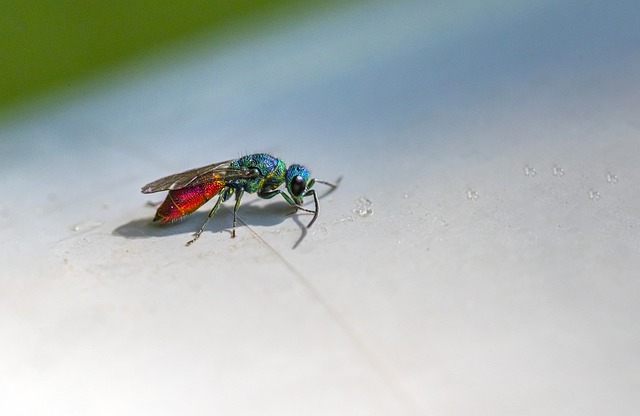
[606,172,618,185]
[524,165,537,177]
[71,220,104,232]
[353,197,373,217]
[588,189,601,201]
[552,165,565,177]
[466,189,479,201]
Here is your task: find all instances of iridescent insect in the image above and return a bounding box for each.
[141,153,339,245]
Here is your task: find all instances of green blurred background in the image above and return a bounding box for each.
[0,0,351,113]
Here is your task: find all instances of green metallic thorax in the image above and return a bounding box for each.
[229,153,286,194]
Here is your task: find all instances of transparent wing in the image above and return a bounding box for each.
[141,160,257,193]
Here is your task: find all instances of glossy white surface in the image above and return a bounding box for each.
[1,1,639,414]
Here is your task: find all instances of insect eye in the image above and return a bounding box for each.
[291,175,306,197]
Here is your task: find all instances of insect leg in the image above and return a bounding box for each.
[259,189,315,214]
[231,189,245,238]
[303,189,319,228]
[186,193,225,246]
[297,176,341,228]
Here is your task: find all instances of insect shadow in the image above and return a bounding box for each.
[113,200,307,241]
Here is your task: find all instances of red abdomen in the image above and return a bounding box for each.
[154,181,225,222]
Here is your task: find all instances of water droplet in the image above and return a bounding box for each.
[352,197,373,217]
[466,189,479,201]
[552,165,565,177]
[340,216,354,223]
[403,194,410,199]
[606,172,618,185]
[524,164,536,177]
[588,189,601,201]
[72,220,103,232]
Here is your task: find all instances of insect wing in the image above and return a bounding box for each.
[141,160,257,193]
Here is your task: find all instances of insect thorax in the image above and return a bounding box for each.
[230,153,287,194]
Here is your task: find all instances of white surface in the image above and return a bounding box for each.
[1,0,640,414]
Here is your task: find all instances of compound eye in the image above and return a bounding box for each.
[291,175,306,197]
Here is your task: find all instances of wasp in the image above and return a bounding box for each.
[141,153,339,245]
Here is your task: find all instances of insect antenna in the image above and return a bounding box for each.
[315,176,342,189]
